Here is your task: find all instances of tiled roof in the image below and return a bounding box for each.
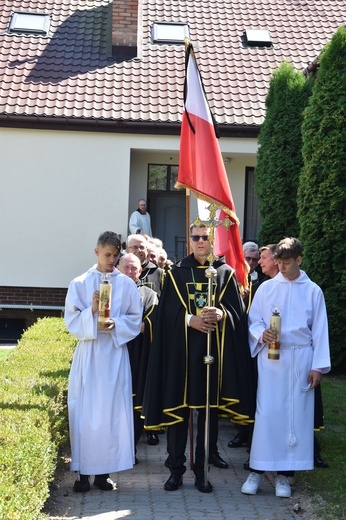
[0,0,344,131]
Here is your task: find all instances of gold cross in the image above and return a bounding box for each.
[192,203,234,265]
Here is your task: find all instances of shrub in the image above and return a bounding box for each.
[298,27,346,368]
[0,318,76,520]
[255,62,312,245]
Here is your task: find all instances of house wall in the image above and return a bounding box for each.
[0,128,257,290]
[129,138,258,240]
[0,127,132,288]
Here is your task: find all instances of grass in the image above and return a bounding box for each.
[297,374,346,519]
[0,349,13,362]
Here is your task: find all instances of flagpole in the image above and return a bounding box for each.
[203,260,216,491]
[185,188,195,470]
[186,189,191,255]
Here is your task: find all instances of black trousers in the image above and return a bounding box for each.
[167,407,219,476]
[134,411,144,450]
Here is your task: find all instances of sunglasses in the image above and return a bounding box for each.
[190,235,209,242]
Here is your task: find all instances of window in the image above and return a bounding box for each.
[9,12,51,35]
[242,29,272,48]
[148,164,179,191]
[152,23,189,44]
[243,167,261,241]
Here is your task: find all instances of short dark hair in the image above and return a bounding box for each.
[189,222,208,234]
[97,231,121,252]
[274,238,302,260]
[259,244,277,257]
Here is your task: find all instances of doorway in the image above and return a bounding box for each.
[147,164,186,261]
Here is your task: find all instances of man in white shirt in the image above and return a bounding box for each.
[129,199,152,236]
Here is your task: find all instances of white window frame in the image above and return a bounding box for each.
[152,22,189,44]
[9,12,51,35]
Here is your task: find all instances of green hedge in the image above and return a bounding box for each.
[254,62,312,245]
[0,318,76,520]
[298,27,346,368]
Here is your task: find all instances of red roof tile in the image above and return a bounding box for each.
[0,0,345,131]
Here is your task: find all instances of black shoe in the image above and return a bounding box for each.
[314,455,329,468]
[208,453,229,469]
[164,456,171,468]
[73,474,90,493]
[94,474,114,491]
[164,473,183,491]
[135,456,139,465]
[194,473,213,493]
[228,431,248,448]
[147,432,159,445]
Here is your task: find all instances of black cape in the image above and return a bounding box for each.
[127,285,158,411]
[142,254,255,428]
[139,261,165,297]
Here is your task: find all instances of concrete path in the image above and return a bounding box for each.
[44,418,318,520]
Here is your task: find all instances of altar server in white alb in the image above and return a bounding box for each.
[65,231,142,493]
[241,237,331,499]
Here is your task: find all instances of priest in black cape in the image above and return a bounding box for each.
[142,224,255,492]
[117,253,158,457]
[126,234,165,297]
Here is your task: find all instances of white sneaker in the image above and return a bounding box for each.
[241,472,262,495]
[275,475,291,498]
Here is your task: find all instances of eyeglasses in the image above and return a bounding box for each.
[190,235,209,242]
[245,256,259,263]
[128,245,146,251]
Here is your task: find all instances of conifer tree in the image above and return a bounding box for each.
[255,62,312,245]
[298,27,346,366]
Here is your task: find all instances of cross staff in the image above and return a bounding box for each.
[192,203,234,492]
[193,203,234,266]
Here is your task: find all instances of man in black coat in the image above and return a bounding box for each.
[142,224,255,493]
[118,253,158,458]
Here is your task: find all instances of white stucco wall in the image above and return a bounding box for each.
[0,128,258,288]
[0,128,132,287]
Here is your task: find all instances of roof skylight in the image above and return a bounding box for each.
[152,23,189,44]
[9,12,51,36]
[242,29,272,48]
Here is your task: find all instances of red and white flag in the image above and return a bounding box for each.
[176,41,246,289]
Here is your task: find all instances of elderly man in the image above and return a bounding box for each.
[117,254,158,460]
[126,234,165,298]
[228,241,263,449]
[258,244,278,279]
[126,234,165,446]
[243,241,260,281]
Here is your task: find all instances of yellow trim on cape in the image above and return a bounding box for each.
[142,264,253,430]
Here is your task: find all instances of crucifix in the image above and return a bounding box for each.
[192,203,234,492]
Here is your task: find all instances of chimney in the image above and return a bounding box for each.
[112,0,138,59]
